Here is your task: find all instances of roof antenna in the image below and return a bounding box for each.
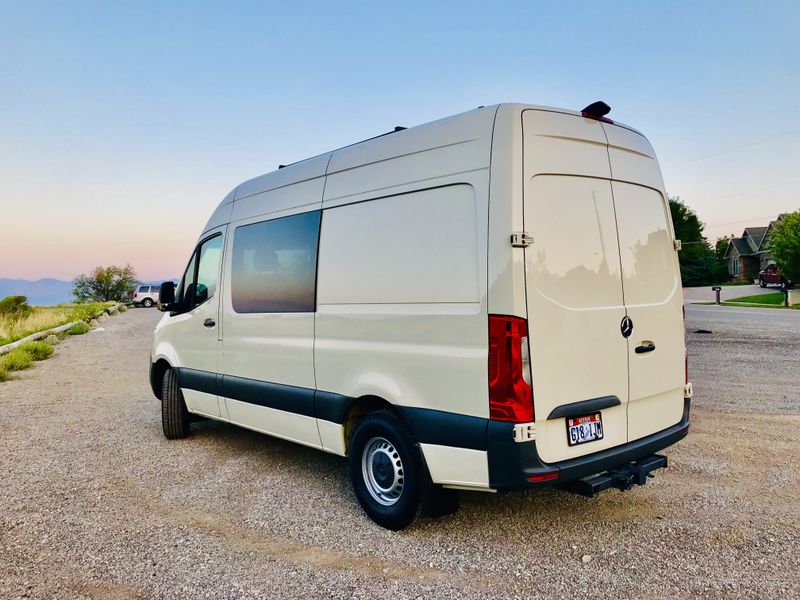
[581,101,613,123]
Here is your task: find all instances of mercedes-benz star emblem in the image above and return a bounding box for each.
[620,316,634,338]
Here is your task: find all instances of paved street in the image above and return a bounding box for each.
[685,303,800,414]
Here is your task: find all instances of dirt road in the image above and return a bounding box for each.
[1,308,798,599]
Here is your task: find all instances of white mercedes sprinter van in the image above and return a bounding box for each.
[150,102,692,530]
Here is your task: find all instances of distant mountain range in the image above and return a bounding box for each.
[0,278,74,306]
[0,278,176,306]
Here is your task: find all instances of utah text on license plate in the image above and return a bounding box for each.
[566,413,603,446]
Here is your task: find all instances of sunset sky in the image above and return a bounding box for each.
[1,0,798,281]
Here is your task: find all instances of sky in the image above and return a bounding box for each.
[1,0,798,281]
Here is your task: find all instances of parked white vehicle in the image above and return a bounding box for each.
[150,102,692,529]
[133,284,160,308]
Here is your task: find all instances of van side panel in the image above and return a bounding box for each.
[315,182,488,419]
[317,184,480,304]
[486,104,527,318]
[314,167,491,486]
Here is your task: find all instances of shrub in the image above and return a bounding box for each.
[68,322,90,335]
[0,296,34,318]
[19,341,54,361]
[1,348,33,371]
[0,366,12,382]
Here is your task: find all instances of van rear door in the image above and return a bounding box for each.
[603,125,685,440]
[521,110,629,463]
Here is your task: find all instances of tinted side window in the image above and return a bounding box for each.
[231,211,321,313]
[138,285,150,293]
[151,285,161,292]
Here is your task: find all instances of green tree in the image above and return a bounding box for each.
[73,264,139,302]
[713,236,732,283]
[768,211,800,284]
[668,196,721,286]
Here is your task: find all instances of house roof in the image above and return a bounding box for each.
[743,226,769,252]
[728,237,755,257]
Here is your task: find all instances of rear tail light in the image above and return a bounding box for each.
[527,472,559,482]
[488,315,534,422]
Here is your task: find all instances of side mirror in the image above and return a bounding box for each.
[158,281,176,311]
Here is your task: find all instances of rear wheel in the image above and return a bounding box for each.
[349,411,424,530]
[143,298,154,308]
[162,368,190,439]
[759,278,767,288]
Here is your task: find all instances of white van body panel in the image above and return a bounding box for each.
[234,153,332,201]
[154,103,689,491]
[418,444,490,489]
[323,109,494,206]
[315,174,489,420]
[202,189,236,233]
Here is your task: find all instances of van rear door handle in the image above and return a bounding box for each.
[203,318,216,328]
[635,342,655,354]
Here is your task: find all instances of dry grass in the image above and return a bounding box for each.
[0,307,73,346]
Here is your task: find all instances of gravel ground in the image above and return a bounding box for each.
[1,307,798,599]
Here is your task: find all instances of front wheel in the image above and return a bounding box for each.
[162,368,190,439]
[143,298,154,308]
[349,411,425,530]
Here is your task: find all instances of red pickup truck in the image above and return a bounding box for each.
[759,264,788,288]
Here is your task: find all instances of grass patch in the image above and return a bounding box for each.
[1,348,33,371]
[0,301,114,345]
[67,322,90,335]
[19,340,54,361]
[0,367,12,382]
[726,292,785,305]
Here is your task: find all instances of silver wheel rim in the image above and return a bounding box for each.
[361,437,404,506]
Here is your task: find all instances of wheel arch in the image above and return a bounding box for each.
[340,395,425,457]
[150,358,172,400]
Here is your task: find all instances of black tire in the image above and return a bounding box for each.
[143,298,154,308]
[162,368,190,439]
[349,410,426,530]
[759,279,767,288]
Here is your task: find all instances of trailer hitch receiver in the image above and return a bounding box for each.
[560,454,668,497]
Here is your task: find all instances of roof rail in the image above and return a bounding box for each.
[278,126,407,170]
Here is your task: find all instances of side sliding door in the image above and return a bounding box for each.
[220,210,323,448]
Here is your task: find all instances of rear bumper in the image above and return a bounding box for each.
[487,398,691,490]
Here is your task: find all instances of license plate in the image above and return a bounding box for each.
[566,413,603,446]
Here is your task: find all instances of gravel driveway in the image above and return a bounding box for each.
[1,308,798,599]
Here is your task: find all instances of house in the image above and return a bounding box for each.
[724,216,784,279]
